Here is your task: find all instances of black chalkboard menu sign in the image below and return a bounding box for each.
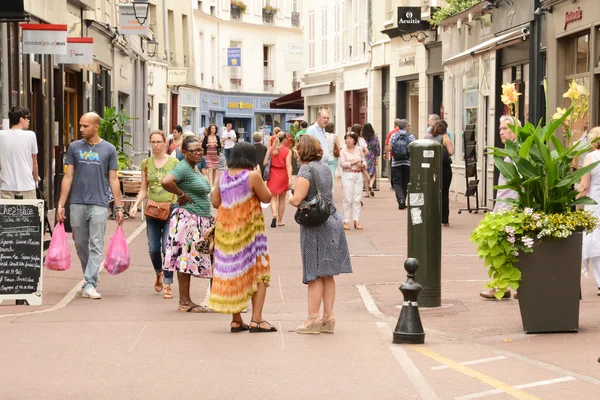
[0,200,44,305]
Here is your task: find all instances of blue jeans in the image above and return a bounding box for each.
[224,148,232,162]
[146,209,175,284]
[70,204,108,290]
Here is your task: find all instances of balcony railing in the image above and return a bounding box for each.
[231,78,242,91]
[264,79,274,92]
[292,12,300,28]
[231,5,242,21]
[262,11,274,24]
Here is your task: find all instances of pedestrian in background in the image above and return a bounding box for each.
[169,125,183,154]
[306,109,330,164]
[162,136,214,313]
[130,130,179,299]
[576,126,600,296]
[252,131,268,177]
[289,135,352,334]
[362,122,380,197]
[56,112,124,300]
[174,132,208,178]
[222,122,237,162]
[425,120,454,226]
[386,119,414,210]
[325,122,340,192]
[269,127,282,147]
[351,123,372,198]
[202,124,222,189]
[208,142,277,332]
[295,120,308,140]
[0,106,39,199]
[339,132,367,230]
[385,119,401,189]
[264,130,292,227]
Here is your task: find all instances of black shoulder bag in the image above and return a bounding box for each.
[294,165,332,227]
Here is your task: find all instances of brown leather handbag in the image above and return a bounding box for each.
[144,200,172,221]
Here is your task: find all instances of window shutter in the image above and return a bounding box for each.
[308,10,315,69]
[340,0,347,63]
[321,6,328,67]
[284,0,291,17]
[255,0,262,15]
[223,0,230,11]
[352,0,359,62]
[334,2,340,64]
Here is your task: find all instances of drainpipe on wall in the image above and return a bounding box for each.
[0,24,8,118]
[163,0,170,125]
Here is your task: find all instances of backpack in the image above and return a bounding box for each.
[392,131,410,161]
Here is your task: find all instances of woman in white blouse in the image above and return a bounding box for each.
[339,132,367,230]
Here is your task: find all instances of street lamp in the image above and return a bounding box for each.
[132,0,150,25]
[147,36,158,58]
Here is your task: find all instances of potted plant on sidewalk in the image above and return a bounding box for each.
[99,106,137,170]
[470,81,599,333]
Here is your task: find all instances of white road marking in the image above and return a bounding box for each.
[376,321,439,400]
[129,320,149,353]
[432,356,508,370]
[278,276,285,303]
[455,376,577,400]
[356,284,385,318]
[278,321,285,351]
[0,222,147,320]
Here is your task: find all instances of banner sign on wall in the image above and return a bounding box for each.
[397,7,431,32]
[168,68,188,86]
[119,4,150,35]
[56,37,94,65]
[21,24,67,55]
[227,48,241,66]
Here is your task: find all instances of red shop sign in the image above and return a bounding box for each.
[564,7,582,30]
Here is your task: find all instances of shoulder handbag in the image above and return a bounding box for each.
[143,160,174,221]
[294,165,332,227]
[263,149,272,181]
[196,225,215,255]
[333,137,341,158]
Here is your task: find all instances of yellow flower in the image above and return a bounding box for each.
[294,121,299,126]
[563,80,584,100]
[501,83,521,106]
[552,107,570,124]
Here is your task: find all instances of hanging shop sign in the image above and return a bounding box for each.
[21,24,67,55]
[397,7,430,33]
[119,4,150,36]
[228,101,254,109]
[227,48,242,67]
[56,37,94,65]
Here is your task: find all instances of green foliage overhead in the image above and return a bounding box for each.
[98,106,137,170]
[430,0,481,27]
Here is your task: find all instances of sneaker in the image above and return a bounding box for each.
[399,202,406,210]
[82,287,102,299]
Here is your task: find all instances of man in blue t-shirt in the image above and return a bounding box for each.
[56,112,124,300]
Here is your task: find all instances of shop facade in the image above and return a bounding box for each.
[543,0,599,141]
[199,89,303,142]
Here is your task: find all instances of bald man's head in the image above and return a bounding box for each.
[80,112,101,142]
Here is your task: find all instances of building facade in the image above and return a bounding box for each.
[192,0,303,142]
[301,0,370,137]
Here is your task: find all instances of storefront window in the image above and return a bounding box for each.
[576,34,589,75]
[561,31,591,140]
[463,62,479,129]
[182,106,196,133]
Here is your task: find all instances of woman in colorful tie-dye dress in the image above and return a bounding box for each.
[207,142,278,333]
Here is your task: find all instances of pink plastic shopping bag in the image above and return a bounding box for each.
[104,226,130,275]
[44,222,71,271]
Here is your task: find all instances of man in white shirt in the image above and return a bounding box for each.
[306,109,330,163]
[222,122,237,161]
[0,107,39,199]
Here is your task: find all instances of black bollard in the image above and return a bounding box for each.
[393,258,425,344]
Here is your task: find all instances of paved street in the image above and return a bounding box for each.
[1,181,600,400]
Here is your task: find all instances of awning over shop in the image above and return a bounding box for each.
[443,27,529,65]
[0,1,29,22]
[270,89,303,110]
[301,80,333,97]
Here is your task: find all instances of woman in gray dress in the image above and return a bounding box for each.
[289,135,353,334]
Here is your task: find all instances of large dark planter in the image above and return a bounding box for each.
[516,232,582,333]
[292,157,300,175]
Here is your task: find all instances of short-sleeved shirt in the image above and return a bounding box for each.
[222,130,237,149]
[306,123,330,163]
[168,161,211,217]
[140,156,179,203]
[389,130,416,167]
[0,129,38,191]
[66,139,118,207]
[294,129,307,140]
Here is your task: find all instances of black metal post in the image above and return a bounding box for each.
[393,258,425,344]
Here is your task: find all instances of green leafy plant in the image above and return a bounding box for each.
[471,209,598,299]
[263,5,279,14]
[99,106,137,170]
[287,121,301,149]
[430,0,480,27]
[230,0,248,13]
[471,82,600,298]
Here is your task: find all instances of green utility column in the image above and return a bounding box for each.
[407,140,442,308]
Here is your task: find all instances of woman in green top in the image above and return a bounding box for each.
[162,136,214,313]
[131,130,179,299]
